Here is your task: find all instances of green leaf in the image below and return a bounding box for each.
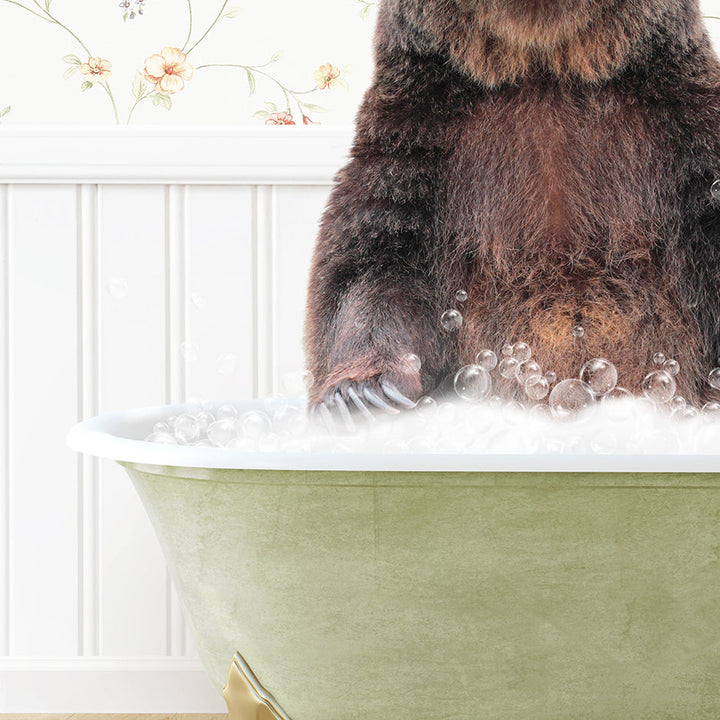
[297,101,328,113]
[335,78,349,91]
[360,4,370,18]
[245,69,256,95]
[0,106,10,119]
[80,80,93,92]
[270,50,283,63]
[151,93,172,110]
[132,70,147,99]
[264,100,277,112]
[63,54,81,65]
[63,65,79,79]
[253,110,269,120]
[223,7,242,18]
[44,0,51,11]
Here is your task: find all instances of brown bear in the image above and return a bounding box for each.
[304,0,720,420]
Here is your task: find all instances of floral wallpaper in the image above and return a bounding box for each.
[1,0,720,126]
[0,0,377,124]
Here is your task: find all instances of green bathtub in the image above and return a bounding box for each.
[68,403,720,720]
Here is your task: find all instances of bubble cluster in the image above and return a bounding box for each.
[143,333,720,456]
[455,289,468,303]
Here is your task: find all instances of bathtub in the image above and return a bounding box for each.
[68,401,720,720]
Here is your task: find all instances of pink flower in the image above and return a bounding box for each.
[80,57,112,83]
[265,111,296,125]
[313,63,342,90]
[144,47,194,94]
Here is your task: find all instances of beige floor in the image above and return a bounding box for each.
[0,715,229,720]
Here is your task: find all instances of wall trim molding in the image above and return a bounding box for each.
[0,125,354,184]
[0,657,227,712]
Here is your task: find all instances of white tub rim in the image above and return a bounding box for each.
[66,401,720,474]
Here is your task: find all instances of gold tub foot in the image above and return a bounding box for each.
[223,651,293,720]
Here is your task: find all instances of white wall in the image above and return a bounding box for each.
[0,126,352,712]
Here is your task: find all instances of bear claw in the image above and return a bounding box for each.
[311,376,417,433]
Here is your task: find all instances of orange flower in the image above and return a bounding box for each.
[80,57,112,83]
[144,47,194,94]
[313,63,342,90]
[265,111,296,125]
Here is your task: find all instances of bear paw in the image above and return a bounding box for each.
[311,374,419,434]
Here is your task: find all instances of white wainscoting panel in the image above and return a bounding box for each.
[0,126,349,711]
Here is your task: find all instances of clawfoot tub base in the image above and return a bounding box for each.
[224,651,294,720]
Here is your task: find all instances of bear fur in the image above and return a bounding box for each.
[304,0,720,410]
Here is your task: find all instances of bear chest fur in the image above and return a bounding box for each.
[436,81,701,394]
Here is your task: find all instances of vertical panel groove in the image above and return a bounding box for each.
[254,186,275,397]
[165,184,188,657]
[77,184,100,657]
[0,184,12,656]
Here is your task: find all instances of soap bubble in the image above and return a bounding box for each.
[241,410,272,438]
[549,379,595,419]
[216,404,239,421]
[190,291,207,310]
[173,414,200,444]
[525,374,550,401]
[663,359,680,376]
[579,358,618,396]
[709,367,720,390]
[499,357,519,379]
[216,353,239,377]
[152,421,171,434]
[195,411,214,433]
[454,365,492,402]
[669,396,687,412]
[512,342,532,363]
[440,309,463,331]
[179,341,199,363]
[167,415,179,428]
[105,277,128,301]
[711,179,720,200]
[545,371,557,385]
[675,406,699,420]
[502,344,514,356]
[572,325,585,339]
[402,353,422,373]
[702,401,720,418]
[207,419,235,446]
[642,370,676,404]
[516,359,542,386]
[653,352,666,366]
[475,349,498,371]
[455,289,468,302]
[529,403,552,419]
[415,396,438,418]
[144,431,177,444]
